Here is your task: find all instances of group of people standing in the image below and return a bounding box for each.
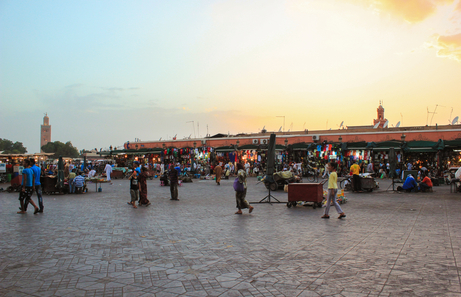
[127,164,151,208]
[127,162,182,208]
[17,158,44,214]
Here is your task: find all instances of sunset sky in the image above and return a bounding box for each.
[1,0,461,153]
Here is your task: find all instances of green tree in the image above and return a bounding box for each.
[41,141,79,158]
[0,138,27,154]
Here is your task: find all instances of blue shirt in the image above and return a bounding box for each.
[74,175,85,187]
[175,166,181,176]
[135,167,141,175]
[402,176,417,190]
[31,165,41,186]
[22,168,34,187]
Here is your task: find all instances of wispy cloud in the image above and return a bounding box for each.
[363,0,455,23]
[33,84,146,112]
[427,33,461,61]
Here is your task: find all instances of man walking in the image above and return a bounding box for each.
[17,159,39,214]
[104,162,113,184]
[30,158,44,212]
[169,165,179,200]
[214,162,222,186]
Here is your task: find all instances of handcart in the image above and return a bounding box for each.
[359,174,379,192]
[287,181,327,208]
[6,175,23,192]
[111,167,127,179]
[340,174,379,192]
[263,171,299,191]
[42,176,65,195]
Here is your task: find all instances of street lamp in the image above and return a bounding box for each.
[193,141,197,148]
[284,138,288,147]
[339,136,342,143]
[401,134,406,142]
[135,144,138,150]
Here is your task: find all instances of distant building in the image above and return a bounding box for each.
[373,101,388,128]
[40,113,51,152]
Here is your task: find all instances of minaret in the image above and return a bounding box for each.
[373,101,388,128]
[40,113,51,152]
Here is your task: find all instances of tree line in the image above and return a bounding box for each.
[0,138,80,158]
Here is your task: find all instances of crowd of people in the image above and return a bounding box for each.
[13,155,460,217]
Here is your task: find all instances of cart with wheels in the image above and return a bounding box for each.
[287,182,326,209]
[360,175,379,192]
[264,171,298,191]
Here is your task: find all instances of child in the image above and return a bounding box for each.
[128,171,139,208]
[321,162,346,219]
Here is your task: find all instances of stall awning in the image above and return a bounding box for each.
[275,145,286,151]
[346,142,368,150]
[373,141,403,150]
[100,148,163,156]
[239,144,258,150]
[445,139,461,148]
[291,142,311,150]
[215,146,235,152]
[404,141,438,153]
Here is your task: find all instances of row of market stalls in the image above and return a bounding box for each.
[0,153,54,182]
[100,139,461,175]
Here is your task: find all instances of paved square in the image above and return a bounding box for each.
[1,178,460,296]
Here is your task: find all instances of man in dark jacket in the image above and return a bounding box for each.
[169,166,179,201]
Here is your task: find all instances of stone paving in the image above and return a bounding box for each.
[1,177,461,297]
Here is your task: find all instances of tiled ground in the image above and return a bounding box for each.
[0,177,460,297]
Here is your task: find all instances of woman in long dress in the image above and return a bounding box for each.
[215,163,222,185]
[138,167,151,206]
[235,163,254,214]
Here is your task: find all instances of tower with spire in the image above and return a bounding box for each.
[40,113,51,152]
[373,101,388,128]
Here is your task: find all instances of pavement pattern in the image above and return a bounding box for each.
[0,177,460,297]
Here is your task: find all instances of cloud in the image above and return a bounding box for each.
[457,0,461,11]
[428,33,461,61]
[102,87,124,92]
[368,0,454,23]
[33,84,146,112]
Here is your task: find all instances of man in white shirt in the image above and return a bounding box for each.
[88,169,96,178]
[453,167,461,179]
[244,162,250,175]
[104,163,113,182]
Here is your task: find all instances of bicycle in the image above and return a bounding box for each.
[305,168,319,182]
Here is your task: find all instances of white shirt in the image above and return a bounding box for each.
[104,164,112,173]
[455,167,461,179]
[88,170,96,178]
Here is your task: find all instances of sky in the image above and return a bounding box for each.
[1,0,461,153]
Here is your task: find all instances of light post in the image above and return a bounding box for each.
[192,141,197,174]
[338,136,343,162]
[401,134,406,165]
